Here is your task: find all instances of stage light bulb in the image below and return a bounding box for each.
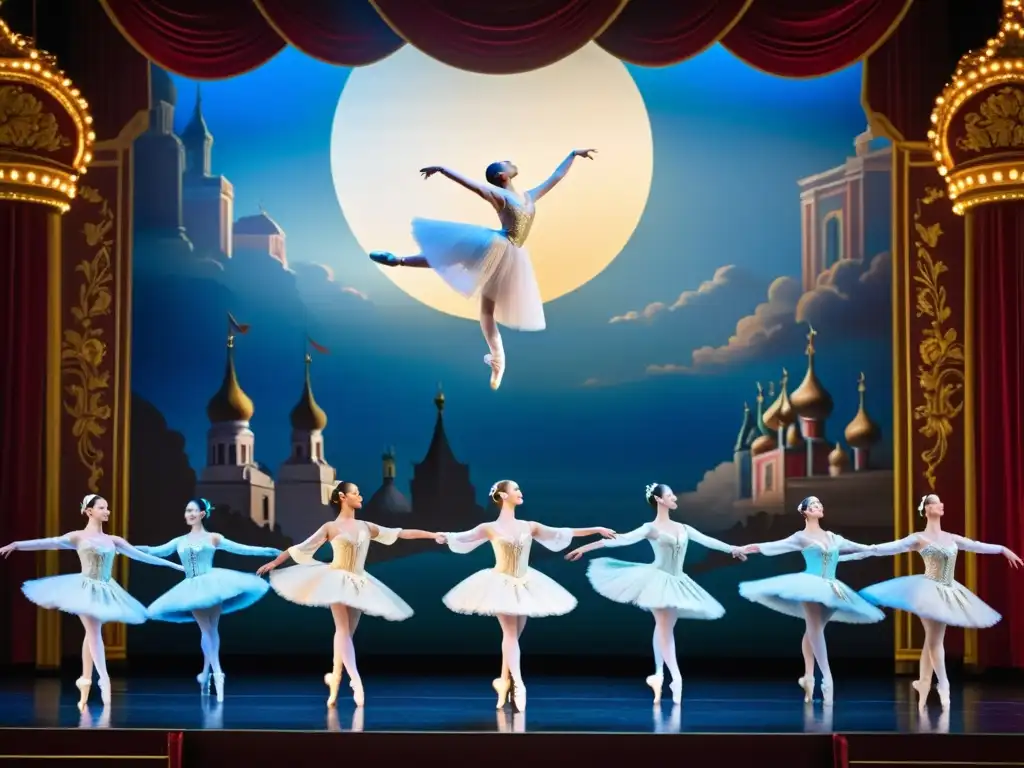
[938,166,948,176]
[10,170,19,180]
[979,173,988,184]
[70,88,79,96]
[1011,169,1020,180]
[26,171,35,182]
[41,175,49,184]
[994,171,1004,182]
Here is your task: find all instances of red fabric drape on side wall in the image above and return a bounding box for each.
[98,0,914,78]
[973,204,1024,670]
[0,204,51,665]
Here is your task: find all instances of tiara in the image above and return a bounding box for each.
[644,483,658,502]
[80,493,98,512]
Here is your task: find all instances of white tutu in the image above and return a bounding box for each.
[412,218,546,331]
[739,573,884,624]
[443,567,577,617]
[22,574,148,625]
[269,563,413,621]
[861,576,1001,628]
[147,568,271,623]
[587,559,725,618]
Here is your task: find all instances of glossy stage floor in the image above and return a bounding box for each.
[0,674,1022,767]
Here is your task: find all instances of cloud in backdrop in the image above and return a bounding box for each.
[609,265,766,324]
[674,459,747,531]
[648,252,891,374]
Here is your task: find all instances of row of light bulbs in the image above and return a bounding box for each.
[0,167,76,196]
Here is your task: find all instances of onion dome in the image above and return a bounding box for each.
[763,369,796,431]
[207,334,254,423]
[844,372,882,448]
[930,1,1024,215]
[750,382,778,456]
[734,402,755,452]
[234,208,284,236]
[290,354,327,431]
[786,422,803,447]
[789,325,834,421]
[828,442,850,471]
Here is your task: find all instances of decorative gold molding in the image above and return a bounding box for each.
[0,84,71,151]
[963,210,978,666]
[911,187,964,490]
[956,86,1024,153]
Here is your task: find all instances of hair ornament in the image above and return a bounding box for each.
[80,493,99,513]
[489,483,500,497]
[917,494,933,516]
[644,483,658,502]
[200,498,212,517]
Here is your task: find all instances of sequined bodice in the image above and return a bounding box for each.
[177,538,218,579]
[498,194,535,247]
[803,543,839,580]
[649,530,690,576]
[920,544,957,586]
[78,540,115,582]
[329,533,370,575]
[492,535,533,578]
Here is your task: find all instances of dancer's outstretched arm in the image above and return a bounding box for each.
[257,524,329,574]
[685,525,747,559]
[565,523,652,561]
[834,534,881,556]
[838,533,921,562]
[951,535,1023,566]
[421,166,503,207]
[442,524,491,554]
[211,535,280,558]
[112,537,185,571]
[532,522,616,553]
[741,532,806,556]
[0,534,77,556]
[135,538,180,558]
[527,149,597,201]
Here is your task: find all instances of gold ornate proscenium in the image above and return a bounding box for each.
[930,0,1024,215]
[0,13,94,212]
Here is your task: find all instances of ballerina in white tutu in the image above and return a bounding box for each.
[0,493,184,710]
[737,496,884,704]
[441,479,615,711]
[256,481,444,707]
[565,483,747,704]
[136,498,282,701]
[839,493,1021,710]
[369,150,596,390]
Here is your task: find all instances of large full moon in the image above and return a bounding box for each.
[331,44,654,321]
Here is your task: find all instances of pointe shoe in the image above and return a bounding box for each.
[645,674,663,703]
[369,251,400,267]
[669,678,683,705]
[212,673,225,703]
[197,671,210,695]
[75,677,92,712]
[911,679,931,709]
[98,677,111,707]
[820,679,834,706]
[511,678,526,712]
[484,353,505,390]
[798,676,814,704]
[937,684,950,710]
[492,677,511,709]
[350,678,365,708]
[324,672,341,708]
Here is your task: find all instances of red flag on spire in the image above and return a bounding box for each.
[228,313,250,335]
[308,337,330,355]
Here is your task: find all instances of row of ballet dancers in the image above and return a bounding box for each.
[2,481,1019,714]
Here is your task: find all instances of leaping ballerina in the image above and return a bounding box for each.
[369,150,596,390]
[136,498,283,702]
[839,494,1021,710]
[0,494,184,710]
[441,479,616,711]
[565,483,747,704]
[737,496,885,705]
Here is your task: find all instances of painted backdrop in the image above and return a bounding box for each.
[127,43,895,659]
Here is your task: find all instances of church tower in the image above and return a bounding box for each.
[789,325,835,477]
[275,355,337,542]
[844,373,882,471]
[732,402,755,499]
[181,86,235,259]
[194,330,275,529]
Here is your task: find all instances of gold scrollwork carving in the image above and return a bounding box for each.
[0,84,71,152]
[61,185,114,492]
[956,86,1024,153]
[912,186,964,490]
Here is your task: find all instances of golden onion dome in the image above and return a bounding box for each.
[207,336,254,423]
[844,372,882,448]
[786,422,803,447]
[828,442,850,468]
[290,354,327,431]
[750,434,777,456]
[763,370,796,430]
[789,325,834,421]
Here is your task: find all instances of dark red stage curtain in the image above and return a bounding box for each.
[0,204,51,665]
[369,0,628,74]
[99,0,286,79]
[253,0,403,67]
[596,0,752,67]
[97,0,916,78]
[722,0,914,78]
[973,204,1024,670]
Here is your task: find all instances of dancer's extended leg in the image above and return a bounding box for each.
[498,613,525,710]
[480,296,505,390]
[653,609,682,703]
[798,632,815,702]
[369,252,429,268]
[76,636,94,711]
[802,603,834,704]
[328,604,363,707]
[80,616,110,705]
[922,618,949,709]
